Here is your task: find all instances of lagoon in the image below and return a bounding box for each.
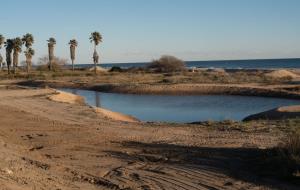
[61,88,300,123]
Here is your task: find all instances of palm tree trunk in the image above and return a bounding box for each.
[6,52,11,74]
[48,45,53,71]
[94,44,97,74]
[72,60,74,72]
[13,51,18,74]
[26,59,30,74]
[0,54,3,71]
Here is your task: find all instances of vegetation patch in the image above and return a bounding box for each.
[147,55,186,73]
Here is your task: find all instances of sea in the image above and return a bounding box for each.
[75,58,300,70]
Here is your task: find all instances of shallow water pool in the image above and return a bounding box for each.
[61,88,300,123]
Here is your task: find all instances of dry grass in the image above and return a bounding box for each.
[0,67,293,85]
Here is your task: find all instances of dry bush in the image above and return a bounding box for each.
[109,66,123,72]
[36,56,67,72]
[147,55,186,73]
[260,133,300,178]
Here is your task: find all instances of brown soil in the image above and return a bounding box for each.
[0,86,299,189]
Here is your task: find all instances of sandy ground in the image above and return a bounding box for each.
[0,86,298,189]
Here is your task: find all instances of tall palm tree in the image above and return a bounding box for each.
[12,37,22,74]
[89,32,102,74]
[24,48,35,73]
[47,37,56,71]
[0,35,5,70]
[22,33,34,73]
[68,39,78,71]
[5,39,13,74]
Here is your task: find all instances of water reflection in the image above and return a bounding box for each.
[95,91,101,107]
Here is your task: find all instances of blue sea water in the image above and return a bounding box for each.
[75,58,300,69]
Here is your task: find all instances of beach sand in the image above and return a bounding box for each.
[0,86,298,189]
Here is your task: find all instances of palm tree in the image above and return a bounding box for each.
[5,39,13,74]
[24,48,35,73]
[22,33,35,73]
[12,37,22,74]
[89,32,102,74]
[68,39,78,71]
[0,35,5,70]
[47,37,56,71]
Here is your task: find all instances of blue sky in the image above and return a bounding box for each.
[0,0,299,64]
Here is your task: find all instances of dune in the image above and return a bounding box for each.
[243,105,300,121]
[94,107,140,123]
[265,69,299,79]
[48,90,85,105]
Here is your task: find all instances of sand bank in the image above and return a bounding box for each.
[48,90,85,105]
[94,107,140,123]
[48,90,140,123]
[244,105,300,121]
[90,83,300,99]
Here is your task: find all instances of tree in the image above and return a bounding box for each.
[24,48,35,73]
[12,37,22,74]
[89,31,102,74]
[22,33,35,73]
[4,39,13,74]
[0,35,4,70]
[68,39,78,71]
[47,37,56,71]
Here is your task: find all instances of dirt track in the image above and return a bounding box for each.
[0,87,298,189]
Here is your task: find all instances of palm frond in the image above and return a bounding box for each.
[47,37,56,45]
[22,33,34,48]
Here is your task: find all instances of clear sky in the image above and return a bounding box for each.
[0,0,299,64]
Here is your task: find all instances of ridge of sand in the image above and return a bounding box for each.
[49,90,139,123]
[94,107,140,123]
[244,105,300,121]
[265,69,299,79]
[87,66,108,72]
[48,90,85,105]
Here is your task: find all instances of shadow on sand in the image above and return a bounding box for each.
[105,141,299,190]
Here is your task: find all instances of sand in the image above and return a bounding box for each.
[48,90,140,123]
[265,69,299,79]
[87,66,109,72]
[94,107,140,123]
[244,105,300,121]
[48,90,85,105]
[0,86,298,189]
